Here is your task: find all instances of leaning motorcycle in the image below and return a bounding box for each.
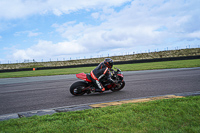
[70,67,125,96]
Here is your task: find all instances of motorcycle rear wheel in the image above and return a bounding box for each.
[70,81,88,96]
[111,81,125,92]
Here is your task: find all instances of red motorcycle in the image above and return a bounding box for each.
[70,67,125,96]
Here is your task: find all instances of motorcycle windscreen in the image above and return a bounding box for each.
[76,73,92,82]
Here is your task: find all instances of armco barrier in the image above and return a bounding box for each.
[0,55,200,73]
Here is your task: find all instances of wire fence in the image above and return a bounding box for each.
[1,45,199,65]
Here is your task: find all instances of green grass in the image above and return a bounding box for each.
[0,59,200,78]
[116,58,200,71]
[0,66,95,78]
[0,96,200,132]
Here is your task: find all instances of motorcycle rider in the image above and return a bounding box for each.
[90,58,114,92]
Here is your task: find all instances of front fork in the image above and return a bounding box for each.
[111,80,124,89]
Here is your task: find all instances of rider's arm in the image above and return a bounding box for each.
[105,69,115,83]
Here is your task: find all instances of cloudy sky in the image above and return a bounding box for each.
[0,0,200,63]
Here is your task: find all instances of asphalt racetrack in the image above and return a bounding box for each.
[0,67,200,115]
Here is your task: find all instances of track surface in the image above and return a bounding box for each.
[0,67,200,115]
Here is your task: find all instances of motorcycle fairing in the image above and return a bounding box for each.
[117,74,123,78]
[76,73,92,82]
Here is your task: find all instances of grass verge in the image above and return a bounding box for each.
[0,59,200,78]
[0,96,200,132]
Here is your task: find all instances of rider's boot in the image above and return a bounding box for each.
[95,88,103,92]
[95,87,105,92]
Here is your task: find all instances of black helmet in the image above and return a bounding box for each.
[104,58,113,68]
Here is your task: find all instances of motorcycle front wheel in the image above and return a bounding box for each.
[111,81,125,92]
[70,81,88,96]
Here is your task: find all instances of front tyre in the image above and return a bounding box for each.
[111,81,125,92]
[70,81,88,96]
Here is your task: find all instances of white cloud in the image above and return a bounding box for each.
[13,49,30,60]
[186,31,200,39]
[51,0,200,54]
[14,30,42,37]
[12,40,87,60]
[91,12,100,19]
[0,0,131,19]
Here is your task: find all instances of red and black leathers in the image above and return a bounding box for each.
[90,62,113,92]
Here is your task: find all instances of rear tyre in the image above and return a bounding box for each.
[70,81,88,96]
[111,81,125,92]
